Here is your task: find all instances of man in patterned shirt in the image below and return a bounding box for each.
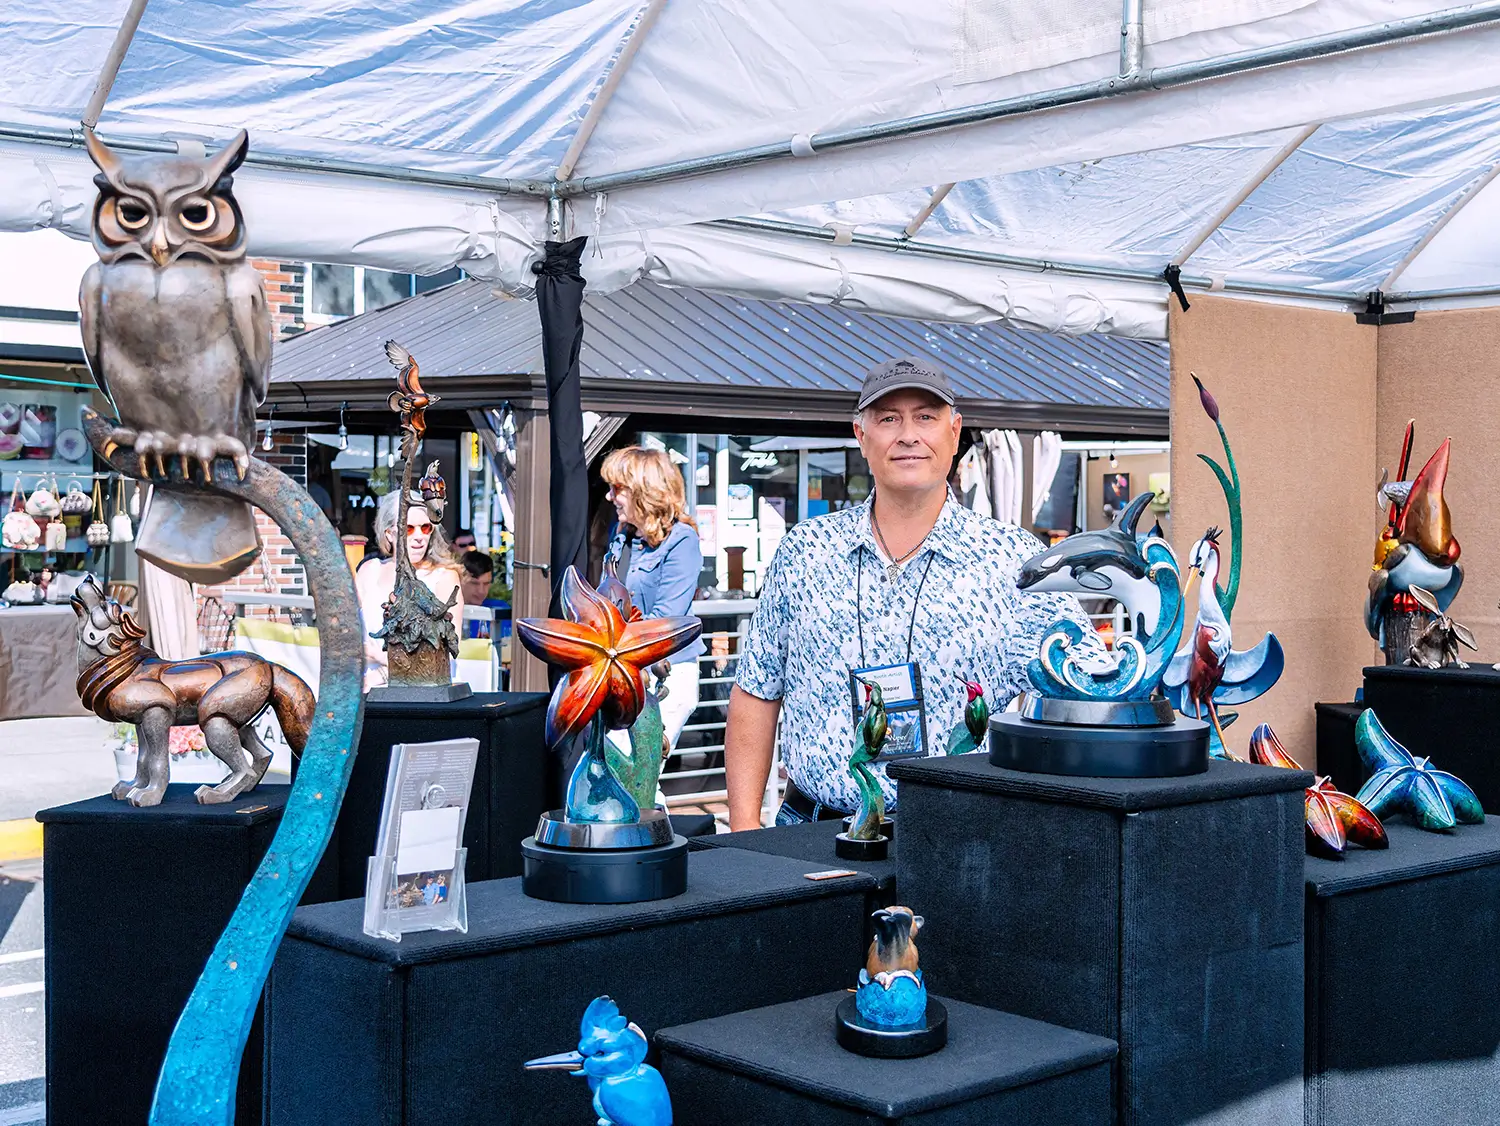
[724,357,1101,830]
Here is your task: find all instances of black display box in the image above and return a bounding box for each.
[657,991,1117,1126]
[889,755,1311,1126]
[1362,665,1500,813]
[1304,820,1500,1125]
[1313,701,1365,795]
[38,783,334,1126]
[336,691,547,897]
[264,848,876,1126]
[691,818,897,907]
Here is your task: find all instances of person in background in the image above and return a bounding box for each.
[355,490,465,690]
[600,446,705,759]
[459,550,511,640]
[453,528,477,551]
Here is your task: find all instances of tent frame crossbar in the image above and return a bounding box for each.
[709,216,1365,305]
[558,1,1500,197]
[4,1,1499,208]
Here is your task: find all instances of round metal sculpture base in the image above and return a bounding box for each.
[533,808,676,850]
[834,832,890,861]
[520,835,688,904]
[989,712,1209,777]
[1019,692,1175,727]
[842,814,895,840]
[835,995,948,1058]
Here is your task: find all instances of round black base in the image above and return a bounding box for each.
[842,814,895,840]
[989,712,1209,777]
[520,835,688,904]
[834,832,889,861]
[835,994,948,1058]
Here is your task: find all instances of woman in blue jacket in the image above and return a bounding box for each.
[600,445,705,763]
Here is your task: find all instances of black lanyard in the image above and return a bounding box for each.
[855,546,937,668]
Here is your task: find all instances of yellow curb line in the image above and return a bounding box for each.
[0,819,43,863]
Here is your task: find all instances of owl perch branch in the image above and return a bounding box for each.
[81,408,364,1126]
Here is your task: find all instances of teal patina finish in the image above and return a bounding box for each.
[86,410,365,1126]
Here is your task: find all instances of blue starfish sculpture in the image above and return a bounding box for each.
[1354,710,1484,832]
[525,996,672,1126]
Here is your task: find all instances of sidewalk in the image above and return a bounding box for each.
[0,717,118,857]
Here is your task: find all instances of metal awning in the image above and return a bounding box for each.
[269,279,1168,436]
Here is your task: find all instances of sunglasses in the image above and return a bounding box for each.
[406,523,433,535]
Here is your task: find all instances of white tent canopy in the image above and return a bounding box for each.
[5,0,1500,339]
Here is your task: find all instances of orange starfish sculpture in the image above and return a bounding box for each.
[1249,723,1387,858]
[516,567,701,750]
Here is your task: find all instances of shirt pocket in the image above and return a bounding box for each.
[631,548,666,609]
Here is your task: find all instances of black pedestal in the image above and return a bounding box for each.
[889,755,1311,1126]
[1313,701,1366,795]
[265,849,876,1126]
[692,819,898,904]
[38,783,335,1126]
[989,712,1208,777]
[1363,665,1500,812]
[519,834,689,903]
[1304,820,1500,1125]
[338,691,547,897]
[657,991,1117,1125]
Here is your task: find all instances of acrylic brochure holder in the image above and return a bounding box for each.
[360,736,480,943]
[363,846,469,942]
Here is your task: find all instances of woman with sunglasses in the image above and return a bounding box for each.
[355,489,465,690]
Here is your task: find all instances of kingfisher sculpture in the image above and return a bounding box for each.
[1163,529,1284,759]
[525,996,672,1126]
[1247,723,1387,858]
[1367,425,1464,664]
[837,905,947,1057]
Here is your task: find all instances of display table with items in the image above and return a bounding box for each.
[1361,665,1500,812]
[1304,819,1500,1125]
[0,603,91,719]
[690,817,898,911]
[37,783,337,1126]
[889,754,1311,1126]
[264,848,876,1126]
[336,691,547,897]
[656,990,1117,1126]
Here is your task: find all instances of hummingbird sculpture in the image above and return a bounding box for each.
[1163,529,1284,759]
[844,680,889,844]
[945,679,990,754]
[525,996,672,1126]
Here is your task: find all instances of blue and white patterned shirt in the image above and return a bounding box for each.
[736,497,1099,812]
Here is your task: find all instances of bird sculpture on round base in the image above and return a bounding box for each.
[525,996,672,1126]
[836,680,890,857]
[856,906,928,1028]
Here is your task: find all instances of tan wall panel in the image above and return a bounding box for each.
[1377,308,1500,662]
[1169,296,1377,763]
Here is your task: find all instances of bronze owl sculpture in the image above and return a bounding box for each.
[79,128,269,584]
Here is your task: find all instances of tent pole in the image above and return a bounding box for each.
[1169,124,1319,268]
[902,183,956,240]
[562,1,1500,197]
[1120,0,1145,78]
[81,0,149,129]
[1379,160,1500,292]
[555,0,669,181]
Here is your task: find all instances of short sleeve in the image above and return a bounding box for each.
[735,538,793,700]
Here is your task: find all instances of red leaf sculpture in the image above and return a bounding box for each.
[1249,723,1388,857]
[516,567,701,749]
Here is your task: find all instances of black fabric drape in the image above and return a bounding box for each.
[532,236,590,621]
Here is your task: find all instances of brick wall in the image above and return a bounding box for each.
[253,259,308,340]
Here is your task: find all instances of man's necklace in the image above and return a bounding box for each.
[871,507,931,583]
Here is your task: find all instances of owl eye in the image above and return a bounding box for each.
[178,200,215,231]
[116,199,151,230]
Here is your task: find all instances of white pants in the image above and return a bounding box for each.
[606,660,701,806]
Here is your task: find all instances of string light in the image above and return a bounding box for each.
[337,401,348,451]
[1108,449,1118,469]
[262,404,276,452]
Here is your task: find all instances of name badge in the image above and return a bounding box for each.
[849,661,928,761]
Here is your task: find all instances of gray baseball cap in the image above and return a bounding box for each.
[856,357,956,411]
